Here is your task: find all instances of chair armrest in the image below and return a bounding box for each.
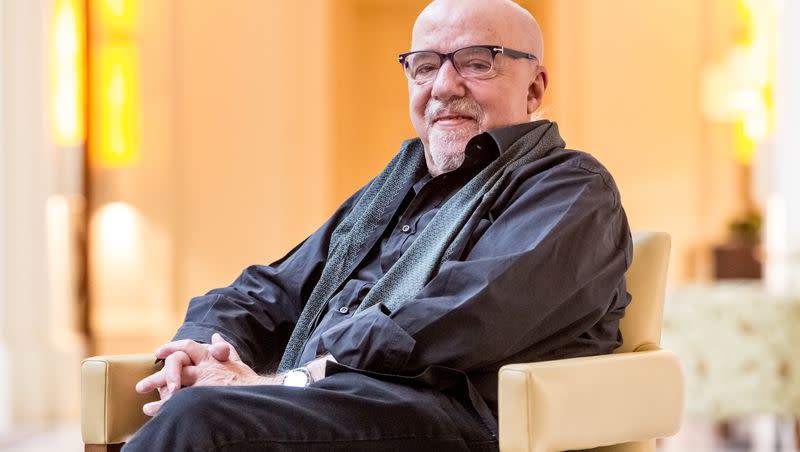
[498,349,683,452]
[81,354,162,445]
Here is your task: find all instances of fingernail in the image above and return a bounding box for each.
[168,382,176,393]
[135,381,143,392]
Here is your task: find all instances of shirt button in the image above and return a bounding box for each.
[401,225,411,233]
[338,306,349,314]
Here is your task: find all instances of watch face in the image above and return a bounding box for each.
[283,370,310,387]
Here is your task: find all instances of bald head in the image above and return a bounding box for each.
[412,0,544,62]
[406,0,548,176]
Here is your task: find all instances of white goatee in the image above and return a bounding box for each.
[424,98,485,176]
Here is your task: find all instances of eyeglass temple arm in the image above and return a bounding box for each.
[497,47,538,61]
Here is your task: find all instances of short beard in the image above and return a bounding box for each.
[424,98,484,176]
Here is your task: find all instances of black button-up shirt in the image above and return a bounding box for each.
[174,121,633,422]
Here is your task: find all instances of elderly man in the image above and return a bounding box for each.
[125,0,631,450]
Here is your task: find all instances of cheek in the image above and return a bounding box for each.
[409,86,431,129]
[476,88,528,129]
[474,97,506,129]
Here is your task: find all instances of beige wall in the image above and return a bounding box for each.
[92,0,336,353]
[542,0,742,282]
[171,0,332,319]
[91,0,744,353]
[327,0,427,203]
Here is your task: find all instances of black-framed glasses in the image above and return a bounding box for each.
[398,45,538,83]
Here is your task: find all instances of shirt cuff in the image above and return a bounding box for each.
[318,303,416,373]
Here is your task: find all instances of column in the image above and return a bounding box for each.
[0,0,9,432]
[0,0,84,428]
[765,0,800,296]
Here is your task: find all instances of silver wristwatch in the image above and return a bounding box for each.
[282,367,313,387]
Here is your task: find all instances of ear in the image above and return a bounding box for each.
[527,65,548,115]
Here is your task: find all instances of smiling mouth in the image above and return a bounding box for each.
[433,114,476,125]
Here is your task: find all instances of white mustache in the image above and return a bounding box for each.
[424,98,484,127]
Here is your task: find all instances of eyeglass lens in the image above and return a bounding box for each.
[405,47,495,82]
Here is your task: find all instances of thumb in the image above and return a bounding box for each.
[209,333,242,362]
[208,333,231,361]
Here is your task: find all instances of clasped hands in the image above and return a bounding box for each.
[135,333,279,416]
[136,333,336,416]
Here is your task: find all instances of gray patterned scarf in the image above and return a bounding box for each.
[278,120,565,371]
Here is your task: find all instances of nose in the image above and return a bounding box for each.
[431,58,467,101]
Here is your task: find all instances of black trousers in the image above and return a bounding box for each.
[122,371,498,452]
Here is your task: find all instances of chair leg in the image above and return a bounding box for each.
[85,444,123,452]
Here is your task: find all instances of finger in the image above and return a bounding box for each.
[209,333,231,361]
[208,343,230,361]
[156,383,173,403]
[156,384,181,405]
[157,385,170,400]
[180,365,199,387]
[143,400,163,417]
[154,367,198,404]
[155,339,208,364]
[210,333,242,362]
[136,369,167,394]
[164,350,191,392]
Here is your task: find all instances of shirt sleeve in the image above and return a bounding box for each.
[172,185,366,373]
[318,160,633,374]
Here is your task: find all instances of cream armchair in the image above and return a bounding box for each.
[81,231,683,451]
[498,231,683,452]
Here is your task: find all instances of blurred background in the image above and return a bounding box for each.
[1,0,798,450]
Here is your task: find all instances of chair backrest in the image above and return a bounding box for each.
[615,231,671,354]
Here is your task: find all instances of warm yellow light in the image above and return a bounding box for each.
[738,0,777,144]
[89,0,140,168]
[51,0,85,147]
[98,0,137,33]
[91,43,140,167]
[733,117,756,164]
[703,0,777,163]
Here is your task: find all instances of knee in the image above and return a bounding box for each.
[147,386,224,437]
[125,387,222,451]
[160,385,221,421]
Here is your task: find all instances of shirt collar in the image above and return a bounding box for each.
[412,172,433,194]
[487,120,548,154]
[461,120,547,169]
